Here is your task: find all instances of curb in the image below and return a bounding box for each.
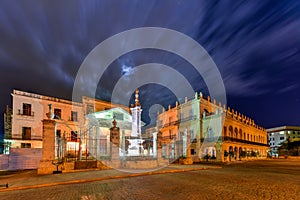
[0,167,221,192]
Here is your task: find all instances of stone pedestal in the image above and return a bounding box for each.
[38,119,57,174]
[108,122,121,168]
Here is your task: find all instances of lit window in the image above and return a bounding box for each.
[21,143,31,148]
[71,131,78,142]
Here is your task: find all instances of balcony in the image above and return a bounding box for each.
[17,109,34,117]
[180,115,198,123]
[200,136,269,147]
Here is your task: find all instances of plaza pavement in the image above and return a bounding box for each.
[0,163,221,192]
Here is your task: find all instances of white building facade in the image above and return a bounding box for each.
[267,126,300,156]
[4,90,83,154]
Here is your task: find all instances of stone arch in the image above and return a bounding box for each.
[234,146,238,160]
[239,128,242,139]
[223,126,227,137]
[229,146,233,161]
[234,127,238,138]
[239,147,242,159]
[229,126,233,137]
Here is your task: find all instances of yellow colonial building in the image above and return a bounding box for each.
[157,92,268,162]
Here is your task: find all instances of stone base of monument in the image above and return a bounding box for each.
[74,161,97,170]
[179,157,193,165]
[100,157,169,171]
[38,160,57,175]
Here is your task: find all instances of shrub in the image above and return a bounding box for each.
[224,150,229,157]
[203,154,211,161]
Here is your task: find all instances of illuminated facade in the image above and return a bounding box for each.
[157,92,268,162]
[3,90,83,154]
[86,107,134,158]
[3,89,268,166]
[3,90,129,155]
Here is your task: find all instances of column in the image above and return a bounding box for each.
[96,127,101,160]
[153,132,157,158]
[121,130,125,157]
[182,131,187,157]
[38,119,57,174]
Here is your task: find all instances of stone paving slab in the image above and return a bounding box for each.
[0,164,221,192]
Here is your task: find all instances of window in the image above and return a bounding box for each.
[56,130,61,138]
[54,108,61,119]
[169,130,172,138]
[280,137,284,140]
[23,103,32,116]
[180,131,184,139]
[212,149,215,157]
[191,149,195,155]
[190,129,195,142]
[71,111,78,122]
[100,138,107,154]
[159,120,163,127]
[21,143,31,148]
[114,113,124,120]
[71,131,78,142]
[86,104,94,114]
[208,128,213,138]
[189,109,194,119]
[22,127,31,140]
[180,112,184,121]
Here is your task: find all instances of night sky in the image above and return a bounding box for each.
[0,0,300,138]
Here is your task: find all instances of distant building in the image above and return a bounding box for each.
[4,105,12,140]
[266,126,300,156]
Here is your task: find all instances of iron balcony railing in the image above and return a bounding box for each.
[17,109,34,116]
[200,136,269,146]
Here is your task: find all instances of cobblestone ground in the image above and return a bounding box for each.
[0,159,299,200]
